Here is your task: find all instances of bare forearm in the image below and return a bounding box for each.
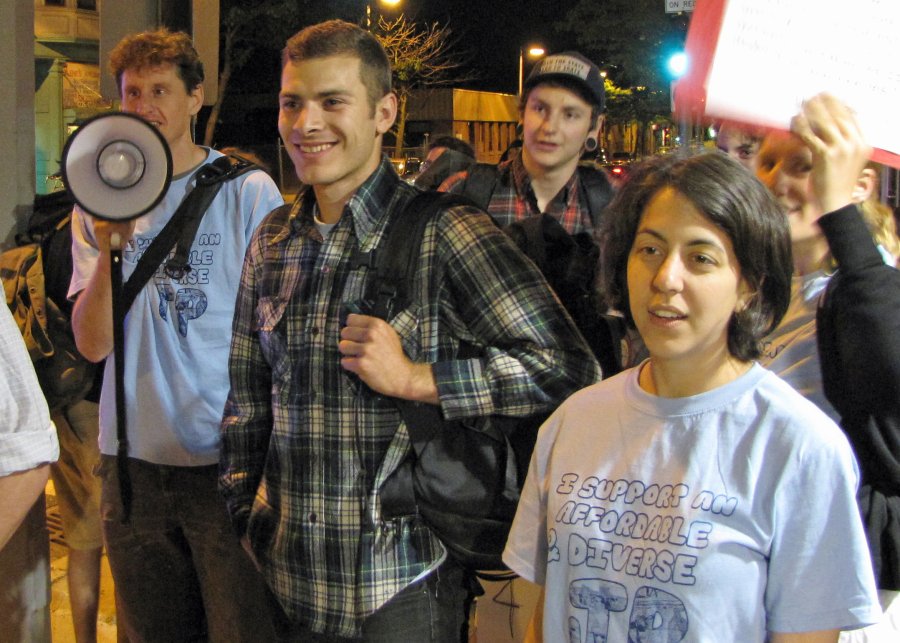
[769,630,839,643]
[72,256,115,362]
[0,464,50,550]
[399,362,440,405]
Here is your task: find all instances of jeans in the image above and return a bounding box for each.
[99,456,276,643]
[271,557,473,642]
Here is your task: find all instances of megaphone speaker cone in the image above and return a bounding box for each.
[62,112,173,222]
[97,140,146,189]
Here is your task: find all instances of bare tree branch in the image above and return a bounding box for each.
[374,16,475,158]
[203,0,301,147]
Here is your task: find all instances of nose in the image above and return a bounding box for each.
[538,110,558,133]
[297,103,323,134]
[128,96,151,117]
[652,253,684,293]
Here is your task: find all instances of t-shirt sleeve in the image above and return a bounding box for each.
[765,414,881,633]
[503,413,563,585]
[238,170,284,238]
[0,306,58,475]
[68,205,99,300]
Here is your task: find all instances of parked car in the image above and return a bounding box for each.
[390,157,407,174]
[390,156,423,183]
[600,151,636,187]
[404,157,421,174]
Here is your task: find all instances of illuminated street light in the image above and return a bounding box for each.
[518,46,546,96]
[367,0,403,30]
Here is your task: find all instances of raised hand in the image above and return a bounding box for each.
[790,93,872,215]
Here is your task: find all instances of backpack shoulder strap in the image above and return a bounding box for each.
[121,154,259,310]
[367,191,469,320]
[576,164,615,227]
[459,163,500,212]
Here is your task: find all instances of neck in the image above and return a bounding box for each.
[170,137,206,175]
[312,149,383,224]
[792,236,831,276]
[312,186,351,224]
[521,148,578,212]
[640,351,751,398]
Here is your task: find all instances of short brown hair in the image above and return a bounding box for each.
[282,20,392,112]
[109,28,204,96]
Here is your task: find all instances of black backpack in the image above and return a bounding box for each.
[358,191,546,573]
[459,163,628,376]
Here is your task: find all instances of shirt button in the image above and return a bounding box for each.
[321,265,331,274]
[310,327,319,336]
[309,512,317,523]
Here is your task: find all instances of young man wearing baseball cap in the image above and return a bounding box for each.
[440,51,612,237]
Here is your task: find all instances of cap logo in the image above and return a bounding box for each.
[537,55,590,80]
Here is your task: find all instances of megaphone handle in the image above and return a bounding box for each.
[110,246,132,523]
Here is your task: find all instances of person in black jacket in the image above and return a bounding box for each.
[756,93,900,640]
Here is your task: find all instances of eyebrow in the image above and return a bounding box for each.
[279,88,352,100]
[635,227,726,251]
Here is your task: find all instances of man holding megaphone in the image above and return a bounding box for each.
[67,28,282,642]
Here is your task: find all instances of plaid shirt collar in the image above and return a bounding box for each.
[279,156,399,245]
[506,147,579,217]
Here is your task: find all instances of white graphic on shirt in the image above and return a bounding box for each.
[552,473,735,641]
[128,234,221,337]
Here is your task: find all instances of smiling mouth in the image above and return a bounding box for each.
[300,142,335,154]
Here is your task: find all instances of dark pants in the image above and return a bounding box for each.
[99,456,276,643]
[271,558,473,643]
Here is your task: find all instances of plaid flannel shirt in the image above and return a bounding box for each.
[440,147,595,235]
[220,157,600,636]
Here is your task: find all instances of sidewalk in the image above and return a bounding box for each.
[46,483,119,643]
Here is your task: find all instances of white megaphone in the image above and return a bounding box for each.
[60,112,173,524]
[61,111,173,221]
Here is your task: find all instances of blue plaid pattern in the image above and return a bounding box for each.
[441,147,596,235]
[220,157,600,636]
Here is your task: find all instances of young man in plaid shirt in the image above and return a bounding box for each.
[219,20,600,641]
[440,51,613,237]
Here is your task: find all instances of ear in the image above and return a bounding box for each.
[189,84,204,117]
[735,277,757,314]
[851,168,876,204]
[374,92,398,136]
[589,114,605,140]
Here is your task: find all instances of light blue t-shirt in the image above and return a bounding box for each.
[70,148,283,465]
[504,362,880,642]
[760,270,838,421]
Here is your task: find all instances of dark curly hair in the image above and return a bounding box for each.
[600,152,793,362]
[109,27,204,96]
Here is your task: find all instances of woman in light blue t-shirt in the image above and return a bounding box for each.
[503,151,880,642]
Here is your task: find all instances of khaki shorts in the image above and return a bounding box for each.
[50,399,102,550]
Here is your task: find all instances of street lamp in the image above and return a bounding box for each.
[367,0,403,30]
[518,46,546,96]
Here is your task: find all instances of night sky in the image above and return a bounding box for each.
[412,0,581,93]
[213,0,582,145]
